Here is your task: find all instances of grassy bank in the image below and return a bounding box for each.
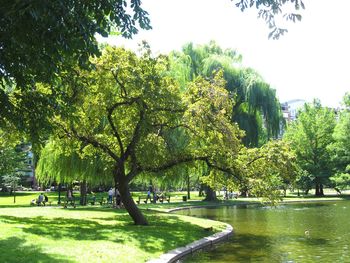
[0,206,226,263]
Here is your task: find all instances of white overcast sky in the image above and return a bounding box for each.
[97,0,350,107]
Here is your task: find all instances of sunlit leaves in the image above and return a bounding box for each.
[203,139,298,203]
[284,100,336,193]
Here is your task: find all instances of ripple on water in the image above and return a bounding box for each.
[293,207,309,211]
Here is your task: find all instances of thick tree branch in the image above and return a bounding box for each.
[111,70,127,97]
[150,107,185,113]
[107,97,139,114]
[60,124,120,162]
[246,155,265,166]
[205,159,242,183]
[106,97,140,156]
[107,108,124,156]
[123,101,146,161]
[152,123,200,137]
[126,151,139,182]
[140,156,208,173]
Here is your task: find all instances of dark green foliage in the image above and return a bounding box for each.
[0,0,151,146]
[0,0,151,87]
[0,142,28,199]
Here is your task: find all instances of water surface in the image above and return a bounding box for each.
[177,201,350,262]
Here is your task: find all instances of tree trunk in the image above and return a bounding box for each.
[315,183,319,196]
[80,180,87,205]
[119,179,148,225]
[58,183,61,204]
[319,183,324,196]
[187,173,191,200]
[240,186,249,197]
[198,184,205,197]
[203,186,218,201]
[315,182,323,196]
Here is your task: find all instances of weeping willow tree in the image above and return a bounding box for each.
[169,41,283,147]
[131,118,198,198]
[36,139,113,204]
[167,41,284,200]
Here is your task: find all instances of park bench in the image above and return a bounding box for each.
[89,196,106,205]
[136,194,170,204]
[136,195,151,204]
[63,198,76,208]
[158,194,171,203]
[31,199,52,206]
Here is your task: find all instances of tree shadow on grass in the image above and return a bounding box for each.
[0,204,35,208]
[0,237,73,263]
[123,213,218,254]
[0,211,217,255]
[0,215,129,241]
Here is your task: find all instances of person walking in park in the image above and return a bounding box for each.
[108,188,113,204]
[146,189,151,203]
[67,189,74,204]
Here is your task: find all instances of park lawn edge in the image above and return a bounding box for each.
[0,205,228,263]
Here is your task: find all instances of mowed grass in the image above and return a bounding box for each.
[1,189,349,262]
[0,192,60,207]
[0,205,226,263]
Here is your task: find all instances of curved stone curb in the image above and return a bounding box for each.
[147,206,233,263]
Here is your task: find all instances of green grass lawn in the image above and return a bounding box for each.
[0,191,227,262]
[1,189,349,262]
[0,206,226,263]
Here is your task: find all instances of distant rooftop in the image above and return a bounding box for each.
[285,99,306,104]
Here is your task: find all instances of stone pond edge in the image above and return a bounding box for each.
[147,206,234,263]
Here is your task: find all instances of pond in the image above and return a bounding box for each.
[176,201,350,262]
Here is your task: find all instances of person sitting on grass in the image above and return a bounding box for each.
[44,194,49,204]
[37,193,45,206]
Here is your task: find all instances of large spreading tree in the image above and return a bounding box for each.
[283,100,336,196]
[42,46,244,225]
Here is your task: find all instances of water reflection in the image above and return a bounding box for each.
[177,201,350,262]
